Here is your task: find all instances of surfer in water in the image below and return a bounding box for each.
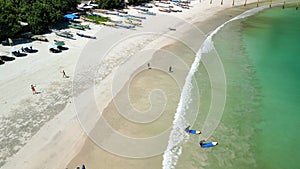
[199,140,218,148]
[185,125,201,135]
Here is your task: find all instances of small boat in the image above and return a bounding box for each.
[115,23,135,29]
[159,8,171,13]
[125,20,142,26]
[141,4,153,8]
[53,29,74,39]
[31,35,48,42]
[106,11,119,15]
[138,11,156,16]
[117,10,128,14]
[134,7,149,12]
[55,32,73,38]
[126,17,142,22]
[100,22,116,27]
[68,23,85,30]
[76,32,96,39]
[127,14,146,19]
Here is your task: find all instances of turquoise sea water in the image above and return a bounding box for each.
[242,6,300,169]
[177,6,300,169]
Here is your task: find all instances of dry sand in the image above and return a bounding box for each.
[0,0,261,169]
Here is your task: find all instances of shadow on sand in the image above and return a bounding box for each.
[0,56,15,62]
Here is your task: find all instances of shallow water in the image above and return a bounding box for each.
[241,6,300,169]
[177,5,300,169]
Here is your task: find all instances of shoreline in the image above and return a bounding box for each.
[68,1,263,169]
[0,0,264,169]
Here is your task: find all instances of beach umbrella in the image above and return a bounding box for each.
[64,14,79,21]
[54,41,65,46]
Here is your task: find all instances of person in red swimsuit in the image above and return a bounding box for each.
[31,85,36,95]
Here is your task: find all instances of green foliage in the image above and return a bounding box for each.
[0,1,22,39]
[96,0,125,9]
[0,0,153,40]
[127,0,145,6]
[127,0,152,6]
[0,0,80,39]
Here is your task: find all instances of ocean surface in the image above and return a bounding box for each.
[175,5,300,169]
[241,6,300,169]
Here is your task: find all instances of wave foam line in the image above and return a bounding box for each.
[162,5,267,169]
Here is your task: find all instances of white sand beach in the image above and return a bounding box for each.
[0,0,261,168]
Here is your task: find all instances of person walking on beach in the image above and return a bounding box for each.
[169,66,173,72]
[61,70,68,78]
[147,63,151,69]
[31,84,37,95]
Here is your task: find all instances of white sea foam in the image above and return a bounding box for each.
[162,6,268,169]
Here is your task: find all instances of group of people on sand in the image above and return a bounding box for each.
[30,70,69,95]
[185,125,219,148]
[147,63,173,72]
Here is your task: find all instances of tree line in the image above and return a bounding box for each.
[0,0,151,40]
[0,0,79,40]
[95,0,152,9]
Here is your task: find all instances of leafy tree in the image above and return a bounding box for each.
[127,0,151,6]
[0,0,80,39]
[96,0,125,9]
[0,1,22,39]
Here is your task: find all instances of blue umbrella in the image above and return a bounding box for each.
[64,14,79,21]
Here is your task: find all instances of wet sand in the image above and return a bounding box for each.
[68,2,267,169]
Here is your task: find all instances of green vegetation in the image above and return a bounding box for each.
[95,0,152,9]
[0,1,22,39]
[86,15,110,24]
[0,0,79,40]
[127,0,149,6]
[96,0,125,9]
[0,0,153,40]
